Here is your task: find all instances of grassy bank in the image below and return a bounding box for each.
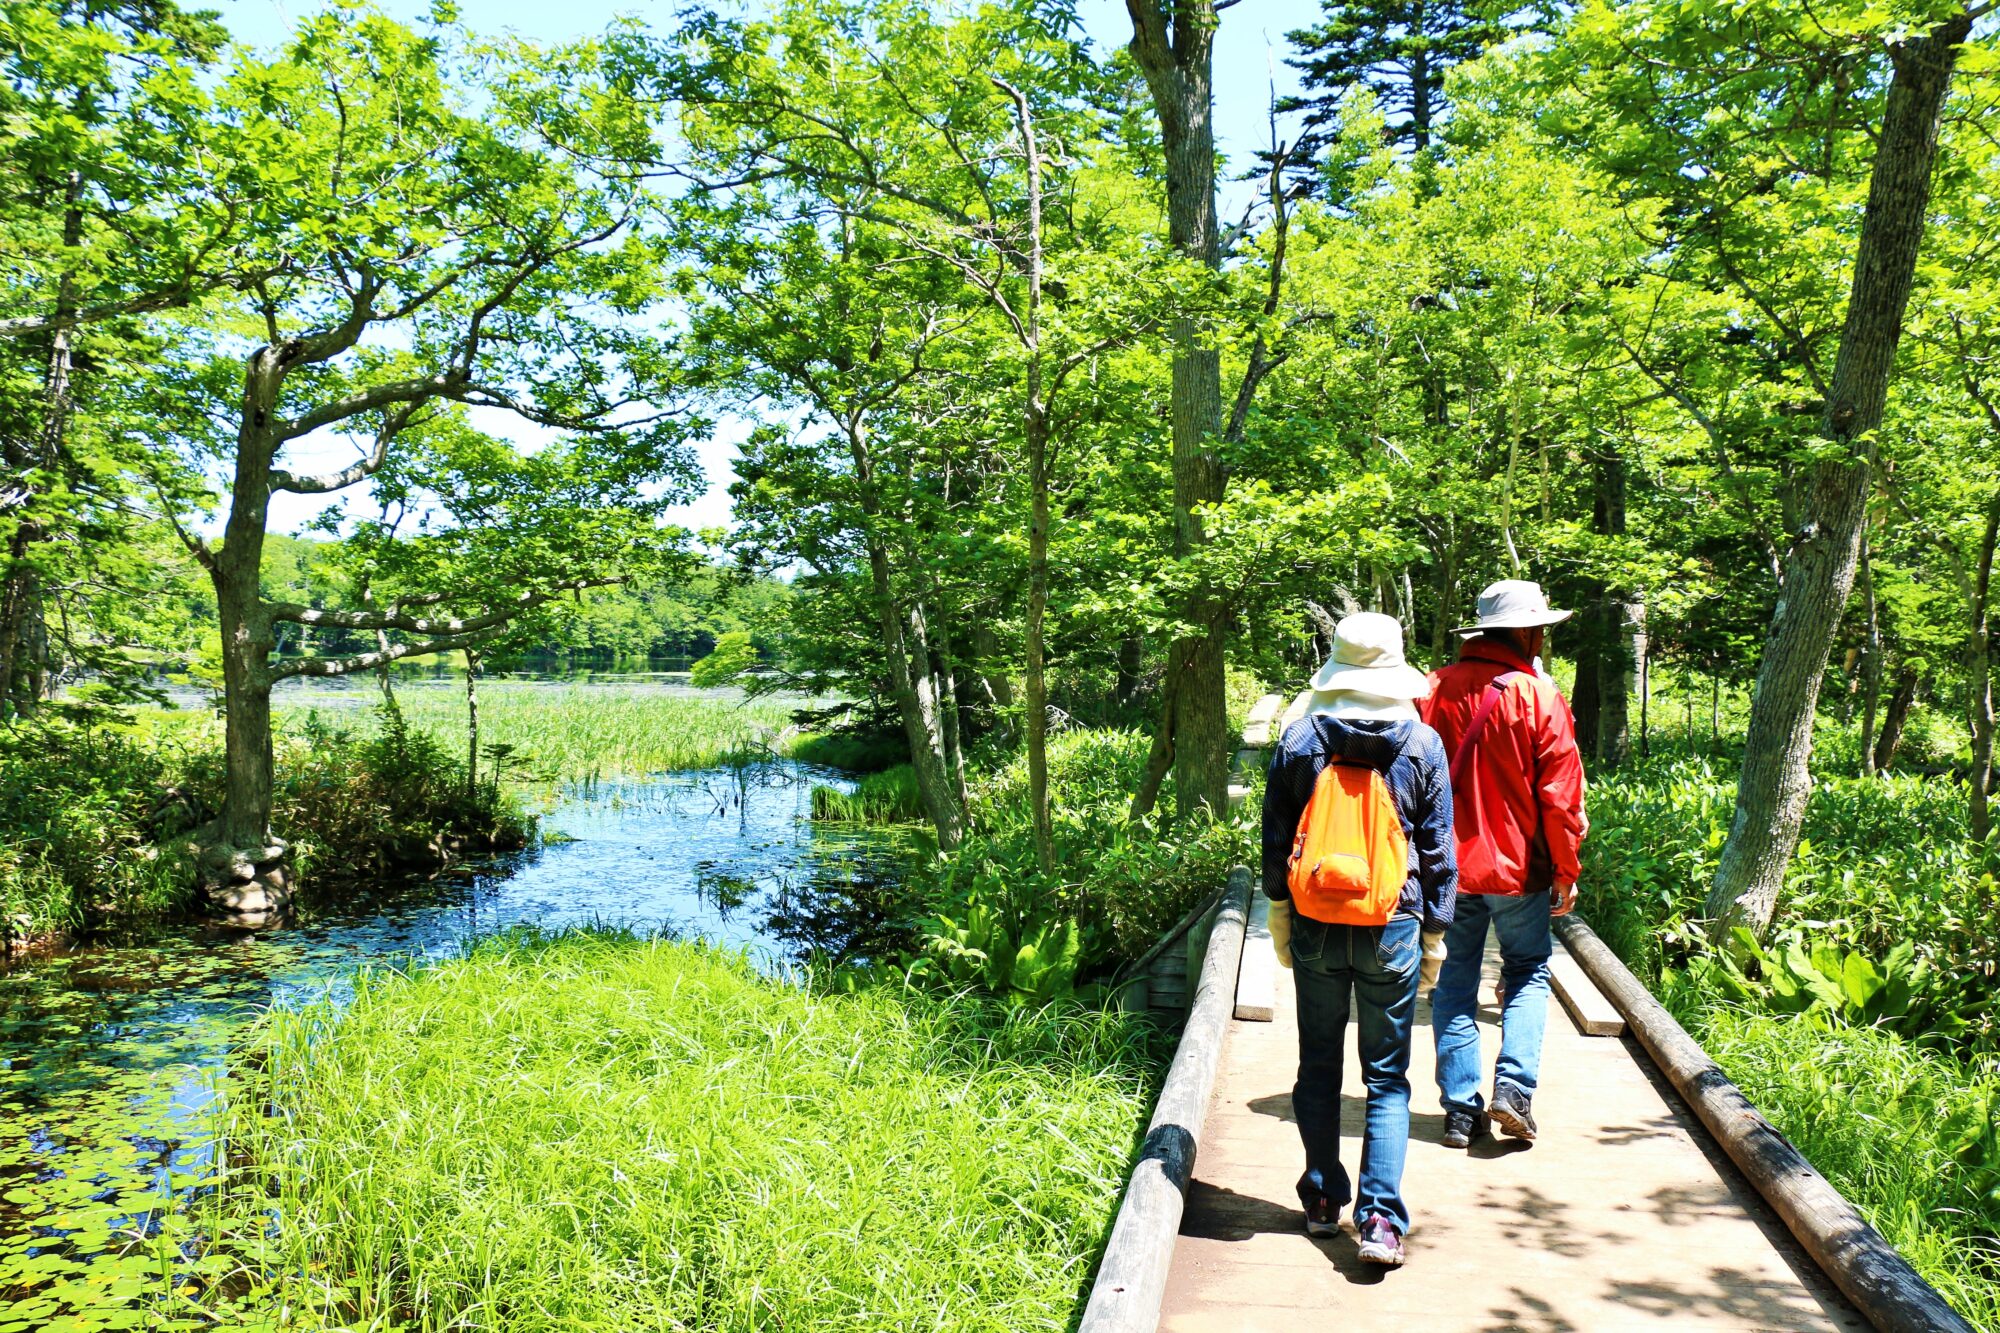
[183,930,1159,1331]
[1584,755,2000,1329]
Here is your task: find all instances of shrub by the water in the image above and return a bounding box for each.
[0,705,536,944]
[0,720,200,943]
[186,930,1160,1332]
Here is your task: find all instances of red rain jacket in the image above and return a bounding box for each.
[1420,637,1586,896]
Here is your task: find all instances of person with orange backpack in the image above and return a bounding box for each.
[1262,612,1458,1267]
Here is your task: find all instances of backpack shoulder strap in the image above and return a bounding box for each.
[1450,670,1525,788]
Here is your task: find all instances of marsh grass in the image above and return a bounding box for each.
[810,764,922,823]
[286,685,804,783]
[192,930,1159,1332]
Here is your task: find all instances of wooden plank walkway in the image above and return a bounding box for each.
[1159,938,1870,1333]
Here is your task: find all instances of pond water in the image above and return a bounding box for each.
[0,763,916,1305]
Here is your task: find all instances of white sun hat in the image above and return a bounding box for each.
[1306,612,1431,703]
[1454,579,1573,637]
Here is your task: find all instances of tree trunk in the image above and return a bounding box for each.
[1858,529,1882,776]
[1707,13,1970,933]
[1593,453,1633,768]
[1003,79,1056,874]
[465,648,481,799]
[1128,665,1179,823]
[1429,529,1459,666]
[1410,44,1431,151]
[1126,0,1229,824]
[1026,416,1053,870]
[1873,667,1919,771]
[1115,633,1146,711]
[848,422,965,850]
[214,349,288,852]
[0,176,84,718]
[1570,608,1603,763]
[1968,495,1998,842]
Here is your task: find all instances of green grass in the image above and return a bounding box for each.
[811,763,923,822]
[1679,1003,2000,1331]
[282,684,804,782]
[187,930,1160,1332]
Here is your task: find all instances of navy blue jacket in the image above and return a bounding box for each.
[1261,713,1458,930]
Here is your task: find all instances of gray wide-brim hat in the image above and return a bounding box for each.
[1454,579,1573,637]
[1308,611,1431,701]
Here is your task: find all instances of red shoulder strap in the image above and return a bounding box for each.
[1450,671,1525,788]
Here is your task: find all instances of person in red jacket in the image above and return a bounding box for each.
[1418,580,1586,1149]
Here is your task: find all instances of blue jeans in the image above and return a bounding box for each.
[1432,890,1552,1115]
[1289,912,1420,1235]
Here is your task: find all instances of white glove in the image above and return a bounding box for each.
[1417,928,1448,996]
[1269,898,1293,969]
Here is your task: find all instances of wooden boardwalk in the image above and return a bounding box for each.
[1159,939,1870,1333]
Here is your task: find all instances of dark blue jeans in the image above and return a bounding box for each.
[1289,911,1421,1235]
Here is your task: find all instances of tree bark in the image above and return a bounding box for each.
[848,422,965,850]
[1126,0,1229,823]
[0,173,84,718]
[465,647,481,798]
[1968,494,1998,842]
[1115,633,1146,711]
[214,348,287,851]
[1593,453,1634,768]
[1001,78,1056,875]
[1707,13,1970,933]
[1858,529,1882,777]
[1873,667,1919,772]
[1570,606,1603,763]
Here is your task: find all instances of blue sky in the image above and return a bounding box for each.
[214,0,1324,536]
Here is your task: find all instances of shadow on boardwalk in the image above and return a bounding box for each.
[1159,947,1868,1333]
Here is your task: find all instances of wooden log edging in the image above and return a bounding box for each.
[1554,915,1973,1333]
[1080,865,1252,1333]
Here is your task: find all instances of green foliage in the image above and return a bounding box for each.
[689,629,759,687]
[174,930,1160,1332]
[1694,930,1972,1049]
[1587,753,2000,1321]
[905,728,1250,996]
[261,706,535,879]
[791,727,909,774]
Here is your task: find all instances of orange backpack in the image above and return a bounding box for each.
[1286,762,1408,925]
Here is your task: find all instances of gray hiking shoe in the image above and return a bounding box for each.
[1487,1082,1538,1141]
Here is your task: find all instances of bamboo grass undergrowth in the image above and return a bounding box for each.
[183,929,1162,1331]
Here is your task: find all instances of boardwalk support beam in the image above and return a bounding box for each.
[1555,914,1974,1333]
[1081,865,1251,1333]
